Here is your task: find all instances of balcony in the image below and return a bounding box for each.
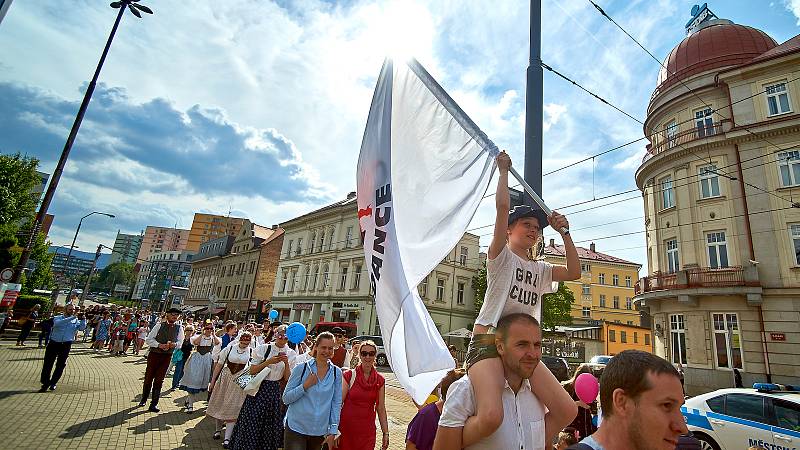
[642,123,724,164]
[634,266,762,305]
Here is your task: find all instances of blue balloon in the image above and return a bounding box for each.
[286,322,307,344]
[269,309,278,320]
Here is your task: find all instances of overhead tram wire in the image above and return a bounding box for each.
[541,57,797,207]
[586,0,800,207]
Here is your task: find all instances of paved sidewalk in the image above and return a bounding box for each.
[0,341,419,449]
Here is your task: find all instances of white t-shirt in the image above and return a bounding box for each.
[475,245,558,328]
[252,343,298,381]
[218,344,252,365]
[439,375,546,450]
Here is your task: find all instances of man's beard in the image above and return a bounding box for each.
[628,409,660,450]
[514,357,540,380]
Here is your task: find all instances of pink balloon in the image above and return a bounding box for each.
[575,373,599,404]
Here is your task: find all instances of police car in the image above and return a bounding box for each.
[682,383,800,450]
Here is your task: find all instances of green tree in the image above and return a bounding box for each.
[540,282,575,331]
[0,153,41,227]
[93,262,135,292]
[471,262,487,315]
[20,226,55,294]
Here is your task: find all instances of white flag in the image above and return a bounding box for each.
[357,58,498,404]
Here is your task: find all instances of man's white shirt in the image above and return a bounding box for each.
[439,375,546,450]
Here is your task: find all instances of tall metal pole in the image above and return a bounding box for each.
[79,244,103,307]
[11,5,127,283]
[523,0,544,200]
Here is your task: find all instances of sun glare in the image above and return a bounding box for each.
[368,1,434,62]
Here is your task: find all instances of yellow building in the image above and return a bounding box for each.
[543,240,642,326]
[603,322,654,356]
[634,8,800,394]
[186,213,248,252]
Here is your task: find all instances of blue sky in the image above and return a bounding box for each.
[1,0,799,270]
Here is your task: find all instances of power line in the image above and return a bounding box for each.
[586,0,799,207]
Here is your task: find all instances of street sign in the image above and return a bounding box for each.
[0,268,13,282]
[0,283,22,307]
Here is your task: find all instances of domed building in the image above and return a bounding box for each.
[634,5,800,393]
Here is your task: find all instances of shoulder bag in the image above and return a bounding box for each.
[244,345,274,396]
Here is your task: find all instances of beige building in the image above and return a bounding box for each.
[186,213,248,252]
[185,221,283,321]
[634,13,800,393]
[270,192,481,337]
[543,240,642,326]
[136,226,190,263]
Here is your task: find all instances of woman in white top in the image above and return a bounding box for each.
[207,331,253,448]
[180,323,220,413]
[229,324,297,450]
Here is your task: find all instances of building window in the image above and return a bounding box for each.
[460,246,468,266]
[419,276,428,298]
[645,334,650,346]
[613,296,620,309]
[599,295,606,307]
[707,231,729,269]
[582,307,591,318]
[660,176,675,209]
[612,274,619,286]
[713,313,743,369]
[224,285,230,298]
[321,264,329,290]
[666,239,680,273]
[699,165,721,198]
[457,282,465,305]
[286,239,293,258]
[766,82,792,116]
[311,266,319,290]
[249,261,255,274]
[233,285,240,298]
[627,321,634,325]
[609,329,616,342]
[670,314,687,365]
[582,284,590,295]
[328,228,335,251]
[318,231,325,252]
[791,224,800,265]
[581,263,591,273]
[625,276,632,287]
[309,232,316,254]
[777,150,800,187]
[620,331,627,343]
[352,265,362,290]
[339,266,348,290]
[633,332,638,343]
[302,265,310,291]
[296,238,303,256]
[279,270,287,293]
[626,297,632,310]
[598,273,605,285]
[345,226,353,248]
[694,107,715,137]
[436,278,445,302]
[664,120,678,149]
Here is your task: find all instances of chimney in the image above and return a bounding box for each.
[347,191,356,199]
[590,242,596,253]
[549,238,555,247]
[271,224,278,230]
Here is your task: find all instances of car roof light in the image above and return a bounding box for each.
[754,383,798,392]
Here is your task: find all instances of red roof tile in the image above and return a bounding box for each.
[544,243,641,267]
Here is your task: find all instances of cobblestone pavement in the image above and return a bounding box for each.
[0,340,419,449]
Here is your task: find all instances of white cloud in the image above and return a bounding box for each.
[543,103,567,132]
[785,0,800,24]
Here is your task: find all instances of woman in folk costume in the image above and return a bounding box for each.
[180,323,219,412]
[206,330,253,448]
[229,324,297,450]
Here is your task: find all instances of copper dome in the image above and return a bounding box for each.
[656,22,777,90]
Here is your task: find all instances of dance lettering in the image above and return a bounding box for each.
[370,183,392,293]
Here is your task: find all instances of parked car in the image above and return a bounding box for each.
[347,335,389,367]
[682,383,800,450]
[541,355,571,381]
[587,355,613,377]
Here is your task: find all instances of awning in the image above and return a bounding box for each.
[213,307,226,314]
[443,327,473,338]
[182,305,206,313]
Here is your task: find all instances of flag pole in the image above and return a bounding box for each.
[508,166,569,235]
[523,0,544,200]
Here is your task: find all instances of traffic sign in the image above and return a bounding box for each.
[0,268,13,282]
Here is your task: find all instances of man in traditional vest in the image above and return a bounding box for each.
[139,307,184,412]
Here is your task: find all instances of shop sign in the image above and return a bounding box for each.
[770,333,786,341]
[294,303,313,311]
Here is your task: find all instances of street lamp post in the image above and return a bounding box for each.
[62,211,115,281]
[10,0,152,283]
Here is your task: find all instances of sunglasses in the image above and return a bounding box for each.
[360,351,376,357]
[276,333,287,338]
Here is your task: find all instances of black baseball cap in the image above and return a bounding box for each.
[167,307,182,314]
[331,327,345,335]
[508,205,548,230]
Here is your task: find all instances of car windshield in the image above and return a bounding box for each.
[590,356,611,364]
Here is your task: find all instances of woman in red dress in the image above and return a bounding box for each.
[337,340,389,450]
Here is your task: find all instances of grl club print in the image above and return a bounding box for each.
[509,266,540,306]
